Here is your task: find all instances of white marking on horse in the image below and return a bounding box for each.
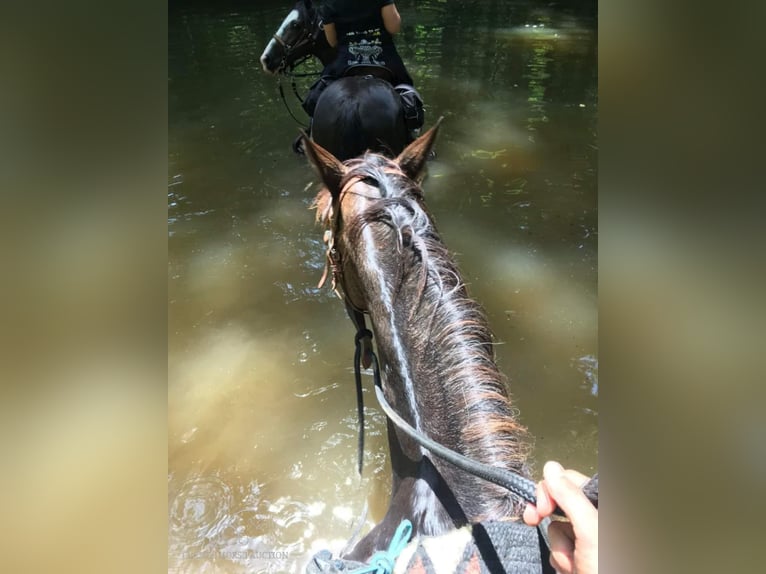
[260,9,301,73]
[361,223,424,436]
[277,9,300,37]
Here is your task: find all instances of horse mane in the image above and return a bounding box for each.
[314,153,531,519]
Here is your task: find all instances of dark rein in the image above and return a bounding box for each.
[277,71,313,129]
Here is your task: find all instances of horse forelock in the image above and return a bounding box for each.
[342,155,426,227]
[337,156,431,293]
[312,153,422,229]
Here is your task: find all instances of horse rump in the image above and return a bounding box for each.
[311,76,409,161]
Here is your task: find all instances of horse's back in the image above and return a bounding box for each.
[312,75,408,160]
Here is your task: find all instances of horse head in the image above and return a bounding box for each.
[304,121,440,312]
[260,0,335,74]
[303,119,531,561]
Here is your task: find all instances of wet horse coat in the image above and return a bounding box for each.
[304,123,532,562]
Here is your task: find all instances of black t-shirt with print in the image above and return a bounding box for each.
[320,0,395,46]
[319,0,411,84]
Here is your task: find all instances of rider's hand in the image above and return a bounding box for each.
[523,461,598,574]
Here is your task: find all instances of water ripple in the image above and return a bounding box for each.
[293,382,340,398]
[169,475,234,545]
[576,354,598,396]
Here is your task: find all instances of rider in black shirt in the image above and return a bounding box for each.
[320,0,413,86]
[301,0,424,147]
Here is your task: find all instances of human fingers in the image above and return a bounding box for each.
[562,468,590,487]
[538,467,590,512]
[543,461,598,532]
[533,476,556,517]
[522,501,539,526]
[524,479,552,525]
[547,520,576,574]
[524,465,595,524]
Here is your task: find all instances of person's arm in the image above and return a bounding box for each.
[381,3,402,35]
[323,22,338,47]
[523,461,598,574]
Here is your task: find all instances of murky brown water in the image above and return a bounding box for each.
[169,1,597,572]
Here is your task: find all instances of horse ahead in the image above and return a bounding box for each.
[260,0,411,160]
[302,123,532,562]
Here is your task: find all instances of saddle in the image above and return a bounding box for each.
[306,521,555,574]
[342,63,395,84]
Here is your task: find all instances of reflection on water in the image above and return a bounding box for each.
[169,0,596,571]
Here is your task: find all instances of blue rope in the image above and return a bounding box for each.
[348,519,413,574]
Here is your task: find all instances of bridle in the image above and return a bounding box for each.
[272,8,322,75]
[272,8,324,128]
[317,176,372,312]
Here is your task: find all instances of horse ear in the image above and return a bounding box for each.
[396,116,443,183]
[301,131,345,196]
